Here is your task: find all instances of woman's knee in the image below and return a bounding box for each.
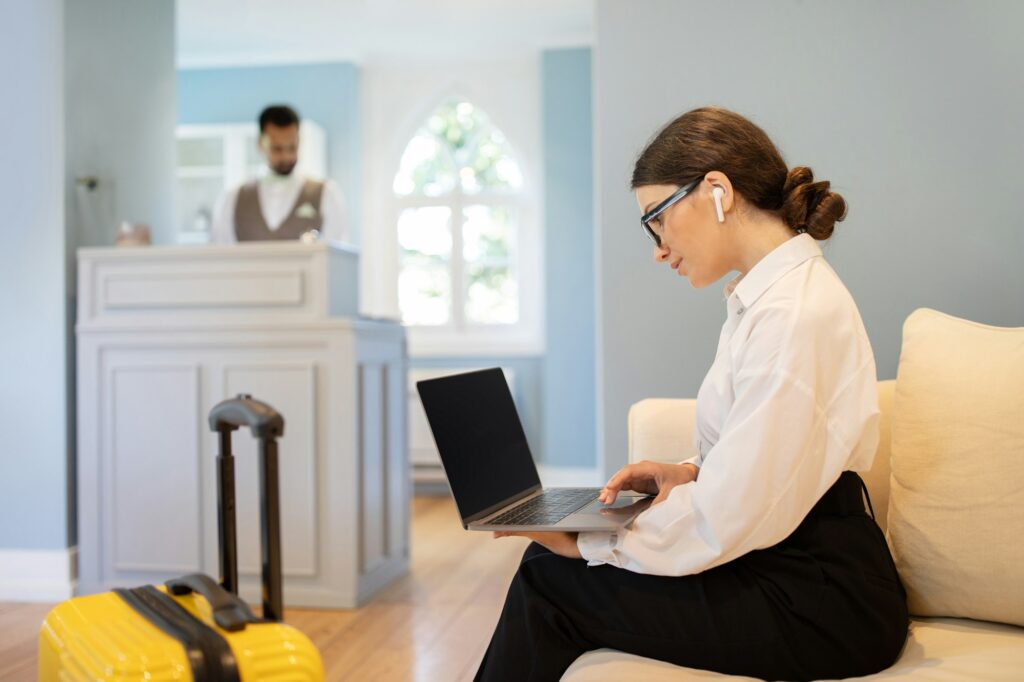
[514,543,590,607]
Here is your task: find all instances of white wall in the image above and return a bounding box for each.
[594,0,1024,478]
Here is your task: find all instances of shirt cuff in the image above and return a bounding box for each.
[678,454,703,469]
[576,531,621,567]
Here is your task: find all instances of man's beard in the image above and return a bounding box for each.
[271,161,297,176]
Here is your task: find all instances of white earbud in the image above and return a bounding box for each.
[712,186,726,223]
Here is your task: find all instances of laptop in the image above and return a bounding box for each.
[416,368,652,531]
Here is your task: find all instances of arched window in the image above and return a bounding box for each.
[393,99,536,348]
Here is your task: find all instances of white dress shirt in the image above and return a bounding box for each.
[211,171,348,244]
[578,234,880,576]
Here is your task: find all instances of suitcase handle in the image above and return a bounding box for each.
[166,574,260,632]
[209,394,285,622]
[208,394,284,439]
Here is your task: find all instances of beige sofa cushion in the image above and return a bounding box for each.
[887,308,1024,626]
[562,618,1024,681]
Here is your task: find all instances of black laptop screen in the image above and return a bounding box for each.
[416,368,541,522]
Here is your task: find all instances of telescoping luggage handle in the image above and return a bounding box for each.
[205,394,286,622]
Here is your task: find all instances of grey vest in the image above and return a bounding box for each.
[234,179,325,241]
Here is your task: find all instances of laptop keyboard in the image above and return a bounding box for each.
[488,488,599,526]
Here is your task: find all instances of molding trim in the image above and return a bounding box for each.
[0,547,77,603]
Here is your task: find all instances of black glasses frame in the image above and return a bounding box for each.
[640,178,703,246]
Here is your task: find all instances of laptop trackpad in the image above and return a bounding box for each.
[578,493,653,517]
[549,493,653,530]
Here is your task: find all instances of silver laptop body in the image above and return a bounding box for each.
[416,368,652,532]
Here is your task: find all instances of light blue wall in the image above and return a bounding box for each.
[0,0,177,552]
[65,0,177,248]
[63,0,177,546]
[593,0,1024,479]
[541,48,596,468]
[0,0,67,550]
[177,63,363,243]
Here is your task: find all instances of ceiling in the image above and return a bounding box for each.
[177,0,594,68]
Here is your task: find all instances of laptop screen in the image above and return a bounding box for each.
[416,368,541,522]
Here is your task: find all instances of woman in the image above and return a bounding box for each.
[478,107,908,681]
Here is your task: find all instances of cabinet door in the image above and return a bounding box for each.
[78,341,323,593]
[215,361,319,581]
[81,357,206,590]
[77,325,408,607]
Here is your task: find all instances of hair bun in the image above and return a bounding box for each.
[781,166,847,240]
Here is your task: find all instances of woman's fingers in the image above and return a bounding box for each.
[598,468,629,504]
[599,462,658,504]
[598,462,697,507]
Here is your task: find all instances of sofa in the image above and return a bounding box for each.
[563,309,1024,680]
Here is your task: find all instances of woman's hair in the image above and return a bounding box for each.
[631,107,847,240]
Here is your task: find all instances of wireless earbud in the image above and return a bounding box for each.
[712,186,726,223]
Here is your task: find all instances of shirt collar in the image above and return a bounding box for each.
[725,234,823,310]
[259,168,303,187]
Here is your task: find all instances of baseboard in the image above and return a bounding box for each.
[0,546,77,602]
[537,466,602,488]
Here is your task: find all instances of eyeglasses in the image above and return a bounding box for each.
[640,178,702,247]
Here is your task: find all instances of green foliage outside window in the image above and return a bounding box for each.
[395,100,522,327]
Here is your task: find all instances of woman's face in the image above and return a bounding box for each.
[635,181,733,288]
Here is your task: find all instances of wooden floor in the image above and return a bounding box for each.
[1,496,529,681]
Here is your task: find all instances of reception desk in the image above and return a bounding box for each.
[75,242,407,608]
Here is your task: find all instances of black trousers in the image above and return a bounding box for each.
[475,472,909,682]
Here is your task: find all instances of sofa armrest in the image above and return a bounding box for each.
[628,383,895,527]
[627,399,698,466]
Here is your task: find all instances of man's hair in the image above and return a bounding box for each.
[258,105,300,133]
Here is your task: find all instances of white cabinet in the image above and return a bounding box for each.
[176,121,327,244]
[76,242,407,608]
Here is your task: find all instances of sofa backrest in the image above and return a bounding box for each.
[863,380,895,533]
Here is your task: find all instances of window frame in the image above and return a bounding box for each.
[390,97,544,358]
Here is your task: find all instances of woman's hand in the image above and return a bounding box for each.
[599,461,699,506]
[493,531,582,559]
[490,462,699,556]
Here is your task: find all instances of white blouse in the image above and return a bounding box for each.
[577,234,880,576]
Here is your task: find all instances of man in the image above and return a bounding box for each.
[211,104,347,243]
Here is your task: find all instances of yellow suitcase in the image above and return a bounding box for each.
[39,396,324,681]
